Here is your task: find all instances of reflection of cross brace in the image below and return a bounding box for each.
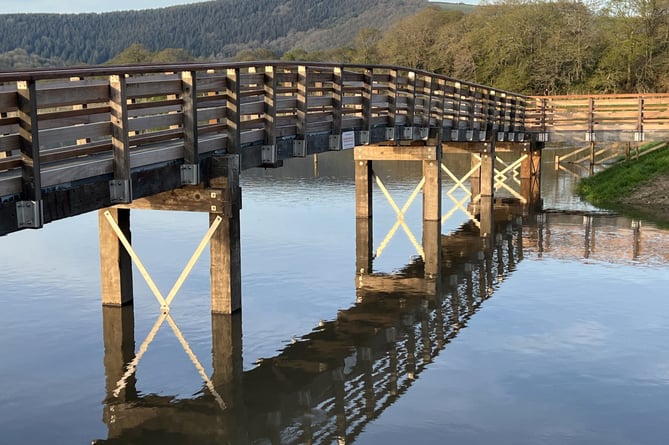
[103,210,227,410]
[441,162,480,228]
[374,174,426,260]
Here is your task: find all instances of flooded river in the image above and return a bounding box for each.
[1,149,668,445]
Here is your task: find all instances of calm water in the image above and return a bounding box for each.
[1,149,669,445]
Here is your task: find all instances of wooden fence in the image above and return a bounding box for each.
[527,93,669,143]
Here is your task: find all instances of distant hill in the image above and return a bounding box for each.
[0,0,427,67]
[429,1,477,13]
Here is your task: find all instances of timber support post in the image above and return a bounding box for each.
[422,144,442,278]
[355,158,373,275]
[99,208,134,306]
[521,141,543,211]
[479,140,496,237]
[209,155,242,314]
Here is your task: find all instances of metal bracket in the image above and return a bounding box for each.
[450,129,460,141]
[16,200,43,228]
[329,134,341,151]
[180,164,200,185]
[538,132,550,142]
[419,128,429,140]
[585,132,596,142]
[293,140,306,157]
[385,127,395,141]
[478,130,488,141]
[359,130,370,145]
[109,179,131,204]
[497,132,506,141]
[466,130,474,141]
[634,132,644,142]
[262,145,277,164]
[402,126,414,140]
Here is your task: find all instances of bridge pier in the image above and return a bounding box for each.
[354,144,442,278]
[99,154,242,314]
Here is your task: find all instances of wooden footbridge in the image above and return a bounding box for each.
[2,61,669,313]
[1,61,667,441]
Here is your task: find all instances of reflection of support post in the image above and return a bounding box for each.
[521,143,542,210]
[355,159,373,275]
[632,220,641,259]
[102,305,136,404]
[333,367,347,441]
[212,313,243,408]
[479,197,494,238]
[99,208,133,306]
[361,346,375,419]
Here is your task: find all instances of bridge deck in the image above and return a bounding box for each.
[0,62,528,235]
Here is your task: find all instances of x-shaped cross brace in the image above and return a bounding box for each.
[103,210,227,410]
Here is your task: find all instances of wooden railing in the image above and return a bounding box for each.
[527,93,669,143]
[0,62,527,202]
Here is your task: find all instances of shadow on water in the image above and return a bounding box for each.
[93,202,526,445]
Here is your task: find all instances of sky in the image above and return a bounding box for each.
[2,0,208,14]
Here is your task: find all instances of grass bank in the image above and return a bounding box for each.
[576,142,669,208]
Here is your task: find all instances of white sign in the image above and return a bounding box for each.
[341,131,356,150]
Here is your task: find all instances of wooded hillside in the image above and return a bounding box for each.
[0,0,426,65]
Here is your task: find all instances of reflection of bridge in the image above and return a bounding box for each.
[524,211,669,265]
[94,203,523,444]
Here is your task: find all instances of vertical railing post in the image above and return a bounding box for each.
[331,66,343,148]
[296,65,309,141]
[225,68,241,155]
[361,67,373,143]
[388,68,398,139]
[109,74,132,203]
[636,96,644,142]
[407,70,417,131]
[181,70,200,184]
[16,79,43,228]
[264,65,277,148]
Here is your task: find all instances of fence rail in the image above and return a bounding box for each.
[527,93,669,143]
